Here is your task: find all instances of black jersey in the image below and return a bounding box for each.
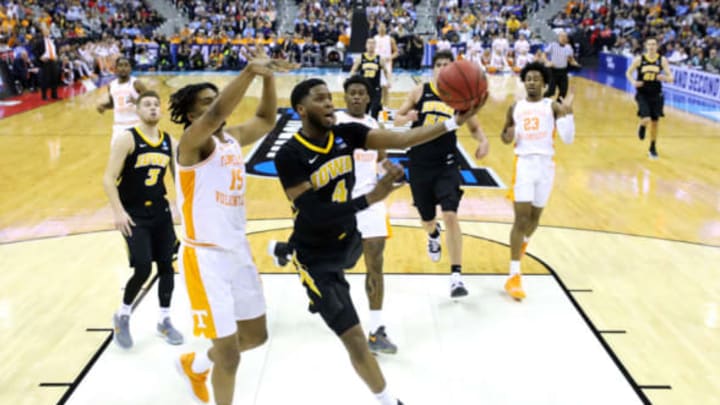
[408,82,458,169]
[359,53,382,91]
[636,54,663,96]
[274,122,369,252]
[117,127,172,210]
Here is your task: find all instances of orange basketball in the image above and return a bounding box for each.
[437,60,488,112]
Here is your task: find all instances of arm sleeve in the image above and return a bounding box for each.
[335,122,369,150]
[556,114,575,144]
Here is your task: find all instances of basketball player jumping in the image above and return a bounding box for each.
[270,76,398,354]
[394,50,489,298]
[96,57,149,144]
[275,78,483,405]
[169,52,295,405]
[102,90,183,349]
[625,38,673,159]
[349,38,392,120]
[500,61,575,300]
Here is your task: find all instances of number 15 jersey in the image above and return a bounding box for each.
[177,135,247,251]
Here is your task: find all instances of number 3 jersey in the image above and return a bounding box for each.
[274,122,369,251]
[177,135,248,251]
[117,127,172,213]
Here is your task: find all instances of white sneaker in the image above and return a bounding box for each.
[450,273,468,298]
[427,224,441,262]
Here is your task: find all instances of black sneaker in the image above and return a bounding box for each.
[268,240,291,267]
[648,142,658,160]
[638,125,646,140]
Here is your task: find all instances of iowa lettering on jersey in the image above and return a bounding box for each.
[421,101,454,126]
[310,155,353,189]
[134,152,170,168]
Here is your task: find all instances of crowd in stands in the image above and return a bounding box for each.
[1,0,164,93]
[429,0,545,74]
[551,0,720,73]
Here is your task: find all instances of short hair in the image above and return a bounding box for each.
[290,78,326,110]
[432,50,454,66]
[168,82,219,128]
[343,75,371,94]
[136,90,160,105]
[115,56,131,66]
[520,61,550,84]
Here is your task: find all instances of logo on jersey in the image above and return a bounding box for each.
[245,108,505,188]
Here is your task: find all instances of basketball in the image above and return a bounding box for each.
[436,59,488,112]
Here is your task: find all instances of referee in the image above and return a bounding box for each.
[541,31,580,101]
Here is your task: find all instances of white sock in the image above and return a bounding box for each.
[191,350,213,373]
[369,310,383,333]
[375,387,397,405]
[118,303,132,317]
[510,260,521,276]
[159,307,171,324]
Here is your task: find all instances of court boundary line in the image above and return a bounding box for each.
[3,218,719,248]
[43,225,666,404]
[47,274,159,405]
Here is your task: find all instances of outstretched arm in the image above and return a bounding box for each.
[366,94,487,150]
[225,74,278,147]
[393,84,422,126]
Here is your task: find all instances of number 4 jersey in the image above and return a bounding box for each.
[177,134,248,251]
[274,122,369,252]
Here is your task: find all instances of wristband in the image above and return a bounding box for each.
[444,117,459,132]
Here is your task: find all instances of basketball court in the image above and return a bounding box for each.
[1,69,719,405]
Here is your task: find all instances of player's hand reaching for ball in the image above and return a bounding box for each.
[366,160,405,204]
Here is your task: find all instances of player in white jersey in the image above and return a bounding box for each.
[337,76,397,353]
[169,51,296,404]
[373,22,398,107]
[96,57,148,144]
[500,62,575,300]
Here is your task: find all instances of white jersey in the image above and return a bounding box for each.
[109,77,140,127]
[513,98,556,156]
[374,34,393,66]
[335,110,381,195]
[177,135,247,251]
[515,52,533,70]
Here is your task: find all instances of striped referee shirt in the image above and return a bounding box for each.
[545,42,574,69]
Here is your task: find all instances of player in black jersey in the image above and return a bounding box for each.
[625,38,673,159]
[275,78,484,405]
[394,50,489,298]
[102,90,183,349]
[350,38,392,120]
